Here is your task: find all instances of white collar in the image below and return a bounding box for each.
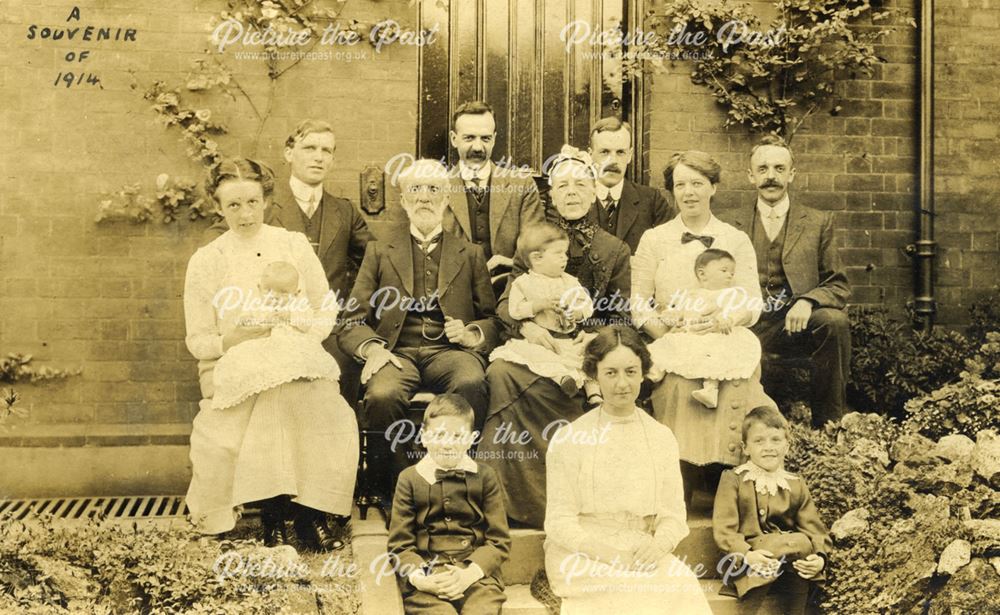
[677,214,723,236]
[756,195,790,220]
[459,161,492,184]
[734,461,798,496]
[289,176,324,204]
[595,179,625,203]
[410,224,443,243]
[415,453,479,485]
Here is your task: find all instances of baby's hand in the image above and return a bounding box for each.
[792,554,825,579]
[531,296,561,314]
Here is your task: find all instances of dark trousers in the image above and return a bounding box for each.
[363,345,488,497]
[401,576,505,615]
[741,563,812,615]
[753,306,851,427]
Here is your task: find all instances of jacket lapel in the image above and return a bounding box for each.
[615,179,640,241]
[488,166,512,246]
[317,190,343,262]
[437,232,466,299]
[445,175,473,240]
[267,179,306,234]
[782,206,808,259]
[386,225,415,296]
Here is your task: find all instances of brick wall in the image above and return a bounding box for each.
[0,0,418,428]
[647,0,999,325]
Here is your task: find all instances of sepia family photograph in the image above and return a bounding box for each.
[2,0,999,613]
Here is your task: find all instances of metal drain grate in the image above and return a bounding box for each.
[0,496,188,521]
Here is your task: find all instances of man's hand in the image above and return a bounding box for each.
[409,569,448,595]
[784,299,813,334]
[433,564,482,601]
[486,254,514,272]
[792,554,824,579]
[222,322,271,353]
[444,317,480,348]
[360,344,402,385]
[520,321,559,352]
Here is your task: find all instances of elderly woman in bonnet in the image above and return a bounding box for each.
[183,158,359,550]
[478,145,632,529]
[631,150,776,499]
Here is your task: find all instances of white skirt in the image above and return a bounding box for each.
[545,520,712,615]
[489,336,587,388]
[648,328,761,382]
[212,330,340,410]
[186,378,359,534]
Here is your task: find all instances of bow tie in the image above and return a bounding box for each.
[435,468,467,481]
[681,231,714,248]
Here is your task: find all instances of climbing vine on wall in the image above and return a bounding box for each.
[638,0,914,141]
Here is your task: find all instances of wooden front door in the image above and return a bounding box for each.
[417,0,645,180]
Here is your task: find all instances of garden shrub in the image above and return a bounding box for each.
[848,307,973,417]
[786,412,1000,614]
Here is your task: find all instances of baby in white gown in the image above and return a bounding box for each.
[212,260,339,410]
[647,249,761,408]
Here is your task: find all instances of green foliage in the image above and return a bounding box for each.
[968,291,1000,347]
[786,414,1000,614]
[848,307,973,417]
[0,517,335,614]
[903,332,1000,440]
[645,0,911,140]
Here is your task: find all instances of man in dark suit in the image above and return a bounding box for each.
[202,120,372,407]
[718,135,852,427]
[337,159,498,499]
[444,101,544,284]
[587,116,675,253]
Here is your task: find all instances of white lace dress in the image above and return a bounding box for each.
[183,225,358,533]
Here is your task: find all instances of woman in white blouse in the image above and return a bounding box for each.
[631,151,776,497]
[183,159,358,549]
[544,325,711,615]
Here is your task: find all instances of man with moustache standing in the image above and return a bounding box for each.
[204,120,372,406]
[337,159,498,500]
[718,135,851,427]
[587,117,675,253]
[444,101,544,285]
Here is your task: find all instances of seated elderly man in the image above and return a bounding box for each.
[337,159,498,500]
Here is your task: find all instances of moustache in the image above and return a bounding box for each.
[761,181,783,189]
[602,164,622,174]
[468,151,487,160]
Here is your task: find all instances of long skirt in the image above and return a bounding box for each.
[545,520,712,615]
[650,366,776,467]
[478,360,585,528]
[186,378,359,534]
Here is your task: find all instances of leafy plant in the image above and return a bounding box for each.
[968,291,1000,347]
[144,82,228,170]
[94,184,155,224]
[644,0,912,141]
[156,174,215,224]
[848,307,973,417]
[0,354,81,385]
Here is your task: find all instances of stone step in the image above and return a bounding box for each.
[502,510,726,585]
[502,580,778,615]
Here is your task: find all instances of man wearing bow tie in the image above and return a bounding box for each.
[587,117,675,253]
[718,135,851,427]
[444,101,544,285]
[338,159,498,499]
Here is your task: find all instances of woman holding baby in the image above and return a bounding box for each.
[631,150,776,499]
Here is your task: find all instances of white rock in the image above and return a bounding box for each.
[933,434,976,463]
[936,539,972,575]
[831,508,870,541]
[973,430,1000,486]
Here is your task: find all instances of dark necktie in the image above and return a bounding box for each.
[681,231,714,248]
[468,177,485,201]
[418,234,441,255]
[602,195,618,232]
[435,468,467,481]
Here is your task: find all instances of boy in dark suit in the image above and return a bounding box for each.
[713,407,831,614]
[387,394,510,615]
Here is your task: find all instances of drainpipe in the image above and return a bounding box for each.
[908,0,937,331]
